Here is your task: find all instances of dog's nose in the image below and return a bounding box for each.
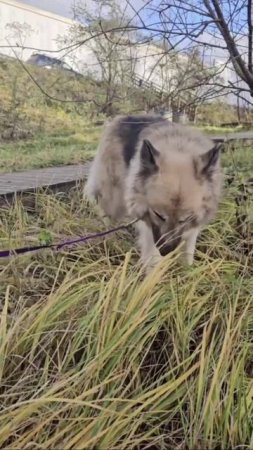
[150,221,181,256]
[158,236,181,256]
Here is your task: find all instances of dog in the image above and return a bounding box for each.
[84,115,223,272]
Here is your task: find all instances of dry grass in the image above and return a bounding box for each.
[0,147,252,449]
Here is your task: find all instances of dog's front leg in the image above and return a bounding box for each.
[181,227,200,265]
[135,221,162,273]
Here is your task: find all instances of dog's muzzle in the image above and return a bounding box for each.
[150,221,182,256]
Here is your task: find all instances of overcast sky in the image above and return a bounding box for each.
[17,0,76,18]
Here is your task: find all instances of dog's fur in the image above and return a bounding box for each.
[85,115,223,272]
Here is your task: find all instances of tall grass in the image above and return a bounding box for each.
[0,148,252,449]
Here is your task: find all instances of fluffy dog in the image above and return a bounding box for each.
[85,115,223,271]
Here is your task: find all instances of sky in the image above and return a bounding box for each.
[14,0,241,67]
[17,0,76,18]
[16,0,148,18]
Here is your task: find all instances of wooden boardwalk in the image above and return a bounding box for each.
[0,131,252,198]
[211,130,253,143]
[0,164,90,197]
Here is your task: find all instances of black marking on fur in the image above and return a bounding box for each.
[117,115,166,166]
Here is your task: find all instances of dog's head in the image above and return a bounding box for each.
[127,138,223,255]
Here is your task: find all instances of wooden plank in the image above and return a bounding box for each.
[0,164,90,197]
[211,131,253,142]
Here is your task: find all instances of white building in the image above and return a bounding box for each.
[205,52,251,106]
[2,0,241,108]
[0,0,183,90]
[0,0,97,72]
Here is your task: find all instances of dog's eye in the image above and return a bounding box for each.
[153,210,166,221]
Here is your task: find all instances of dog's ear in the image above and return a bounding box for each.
[201,143,223,174]
[195,142,223,178]
[140,140,160,176]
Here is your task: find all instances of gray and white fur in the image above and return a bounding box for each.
[85,115,223,272]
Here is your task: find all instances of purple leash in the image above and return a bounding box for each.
[0,219,138,258]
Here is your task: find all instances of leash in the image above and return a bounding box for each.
[0,219,138,258]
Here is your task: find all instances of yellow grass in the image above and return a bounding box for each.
[0,147,252,449]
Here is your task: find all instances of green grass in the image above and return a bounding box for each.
[0,146,252,449]
[0,128,99,172]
